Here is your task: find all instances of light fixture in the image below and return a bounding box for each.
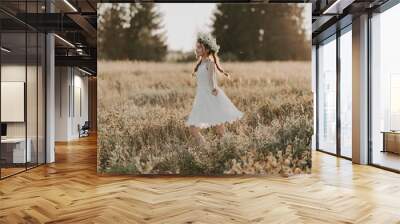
[54,34,75,48]
[78,67,93,76]
[322,0,355,15]
[1,47,11,53]
[63,0,78,12]
[76,48,87,56]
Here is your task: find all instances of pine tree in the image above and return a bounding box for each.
[98,3,127,60]
[211,3,310,61]
[125,3,167,61]
[98,3,167,61]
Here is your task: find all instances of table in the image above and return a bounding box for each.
[1,138,32,163]
[381,131,400,154]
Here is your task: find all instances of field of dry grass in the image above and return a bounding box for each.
[97,60,313,176]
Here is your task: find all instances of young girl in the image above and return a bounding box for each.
[185,32,244,145]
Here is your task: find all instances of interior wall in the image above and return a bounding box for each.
[55,66,70,141]
[1,65,39,139]
[55,66,89,141]
[71,71,89,138]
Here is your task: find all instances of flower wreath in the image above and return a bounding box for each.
[196,32,220,54]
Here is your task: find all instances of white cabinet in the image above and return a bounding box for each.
[1,138,32,163]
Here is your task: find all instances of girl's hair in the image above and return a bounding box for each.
[192,43,230,78]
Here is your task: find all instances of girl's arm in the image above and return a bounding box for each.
[207,60,217,90]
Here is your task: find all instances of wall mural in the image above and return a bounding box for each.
[97,3,313,176]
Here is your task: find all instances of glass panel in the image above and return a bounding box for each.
[27,30,38,169]
[312,45,317,151]
[26,0,39,170]
[0,1,46,178]
[1,31,27,177]
[340,27,352,158]
[371,4,400,171]
[38,32,45,165]
[318,35,337,154]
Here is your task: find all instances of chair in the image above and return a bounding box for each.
[78,121,90,138]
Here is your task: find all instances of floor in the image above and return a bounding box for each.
[0,167,26,178]
[0,134,400,223]
[1,162,44,178]
[372,150,400,171]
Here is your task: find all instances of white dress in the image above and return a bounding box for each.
[185,59,244,129]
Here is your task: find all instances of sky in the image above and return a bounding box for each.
[157,3,216,52]
[156,3,312,52]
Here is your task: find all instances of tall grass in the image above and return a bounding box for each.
[98,60,313,176]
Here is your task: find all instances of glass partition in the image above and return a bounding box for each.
[1,31,28,177]
[317,34,337,154]
[0,1,46,179]
[27,30,38,169]
[38,32,45,165]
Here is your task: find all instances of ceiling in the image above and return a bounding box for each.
[310,0,391,43]
[0,0,97,75]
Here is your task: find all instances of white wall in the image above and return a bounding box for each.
[55,67,89,141]
[55,66,70,141]
[1,65,26,139]
[1,65,38,137]
[1,63,46,164]
[71,72,89,138]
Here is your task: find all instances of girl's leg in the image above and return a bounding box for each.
[189,125,206,145]
[215,124,225,138]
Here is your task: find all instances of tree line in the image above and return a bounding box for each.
[98,3,311,61]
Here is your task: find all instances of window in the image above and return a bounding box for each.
[370,3,400,171]
[317,35,337,154]
[339,26,352,158]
